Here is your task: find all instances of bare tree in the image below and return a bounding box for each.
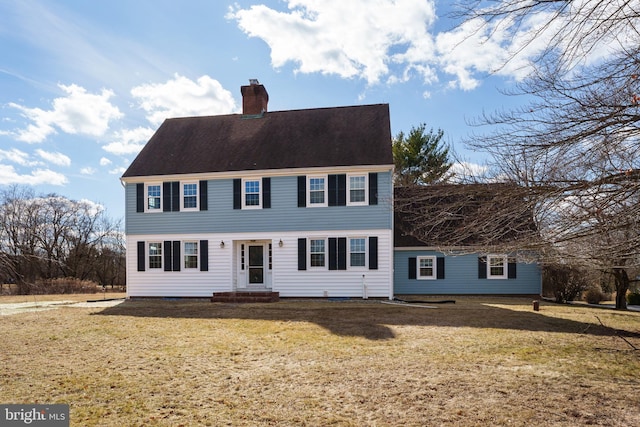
[444,1,640,308]
[0,186,41,293]
[0,186,125,294]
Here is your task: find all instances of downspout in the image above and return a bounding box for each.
[362,274,368,299]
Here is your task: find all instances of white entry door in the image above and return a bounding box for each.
[237,241,272,289]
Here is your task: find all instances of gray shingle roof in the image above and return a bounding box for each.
[122,104,393,178]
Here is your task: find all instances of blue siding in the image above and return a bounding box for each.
[394,250,541,295]
[126,172,393,235]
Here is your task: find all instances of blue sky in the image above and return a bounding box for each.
[0,0,550,221]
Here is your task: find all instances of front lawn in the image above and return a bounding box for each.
[1,297,639,426]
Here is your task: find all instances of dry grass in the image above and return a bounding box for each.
[1,296,639,426]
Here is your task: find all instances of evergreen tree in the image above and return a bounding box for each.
[392,124,452,186]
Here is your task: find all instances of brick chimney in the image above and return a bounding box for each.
[241,79,269,115]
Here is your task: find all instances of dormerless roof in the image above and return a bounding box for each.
[394,183,539,248]
[122,104,393,178]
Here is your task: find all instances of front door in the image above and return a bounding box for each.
[248,244,264,285]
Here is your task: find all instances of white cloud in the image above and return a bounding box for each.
[8,83,123,143]
[80,167,95,175]
[228,1,625,91]
[78,199,104,216]
[109,166,126,175]
[0,148,34,166]
[35,149,71,167]
[99,157,112,166]
[131,74,236,126]
[0,164,67,185]
[450,161,489,179]
[102,126,154,156]
[228,0,438,86]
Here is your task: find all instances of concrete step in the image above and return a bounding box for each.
[211,291,280,303]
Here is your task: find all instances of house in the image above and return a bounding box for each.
[393,184,542,295]
[121,81,395,299]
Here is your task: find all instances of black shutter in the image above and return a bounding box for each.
[172,241,181,272]
[200,240,208,271]
[136,184,144,212]
[171,181,179,212]
[163,182,171,212]
[328,174,346,206]
[336,174,346,206]
[436,257,445,279]
[408,257,417,279]
[164,240,172,271]
[137,241,145,271]
[199,180,208,211]
[368,236,378,270]
[328,237,337,270]
[298,176,306,207]
[233,179,241,209]
[338,237,347,270]
[478,256,487,279]
[508,259,517,279]
[297,238,307,270]
[262,177,271,208]
[369,173,378,205]
[328,175,337,206]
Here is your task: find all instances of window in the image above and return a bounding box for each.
[243,179,261,208]
[350,238,366,267]
[184,242,198,269]
[488,255,507,279]
[182,183,198,210]
[147,185,161,211]
[348,175,367,205]
[308,176,327,206]
[417,256,436,280]
[310,239,326,267]
[148,242,162,269]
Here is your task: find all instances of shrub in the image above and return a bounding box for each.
[543,264,589,303]
[627,292,640,305]
[583,287,606,304]
[31,277,100,295]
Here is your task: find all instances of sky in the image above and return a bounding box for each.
[0,0,556,221]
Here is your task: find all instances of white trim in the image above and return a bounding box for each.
[144,183,162,213]
[121,165,394,184]
[347,173,368,206]
[241,178,262,209]
[148,241,163,270]
[180,181,199,211]
[182,241,199,270]
[307,175,328,207]
[416,255,437,280]
[348,236,367,269]
[308,237,327,269]
[487,254,508,279]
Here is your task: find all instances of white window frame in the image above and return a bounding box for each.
[242,178,262,209]
[183,241,198,269]
[347,174,368,206]
[181,182,199,211]
[145,183,162,213]
[417,255,437,280]
[487,254,508,279]
[307,175,328,207]
[309,238,327,269]
[148,242,163,269]
[349,237,367,268]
